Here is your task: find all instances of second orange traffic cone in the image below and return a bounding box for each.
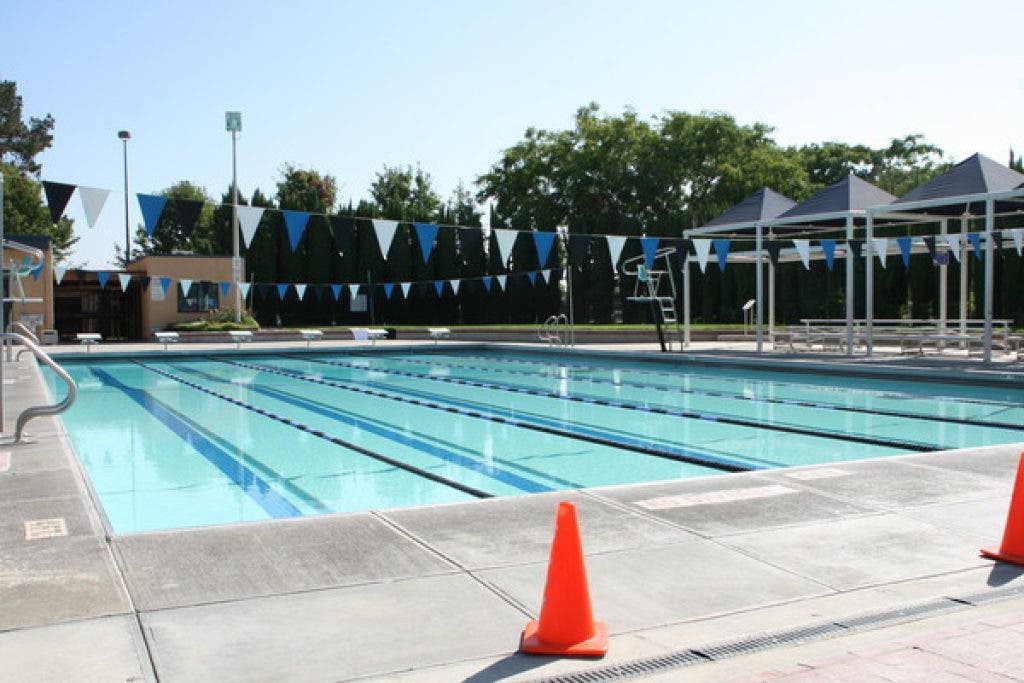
[981,453,1024,566]
[520,500,609,657]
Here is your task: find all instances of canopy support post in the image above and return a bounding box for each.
[939,218,948,345]
[865,212,874,357]
[682,254,691,349]
[960,212,969,343]
[755,224,763,353]
[844,214,854,357]
[983,198,994,363]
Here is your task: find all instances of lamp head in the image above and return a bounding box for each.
[117,130,131,140]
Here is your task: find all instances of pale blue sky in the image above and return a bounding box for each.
[3,0,1022,267]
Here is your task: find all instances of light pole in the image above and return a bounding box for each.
[117,130,131,263]
[225,112,242,323]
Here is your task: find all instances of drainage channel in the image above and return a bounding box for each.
[527,584,1024,683]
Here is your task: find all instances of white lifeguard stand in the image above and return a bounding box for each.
[621,246,683,352]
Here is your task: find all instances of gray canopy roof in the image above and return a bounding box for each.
[896,153,1024,206]
[777,173,896,222]
[703,188,797,228]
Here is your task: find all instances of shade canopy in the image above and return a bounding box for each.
[775,173,897,226]
[888,153,1024,216]
[703,188,797,229]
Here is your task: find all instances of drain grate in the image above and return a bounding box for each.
[529,587,1022,683]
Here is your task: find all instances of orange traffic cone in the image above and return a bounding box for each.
[520,500,609,657]
[981,453,1024,565]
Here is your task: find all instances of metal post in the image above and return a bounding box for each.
[960,212,969,342]
[682,254,691,348]
[844,214,854,357]
[865,212,874,357]
[939,218,948,344]
[367,269,375,326]
[983,198,994,363]
[768,247,775,341]
[1,172,5,430]
[566,253,575,348]
[755,224,763,353]
[117,130,131,262]
[225,112,242,324]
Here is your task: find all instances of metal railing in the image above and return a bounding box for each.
[538,314,567,347]
[0,332,77,444]
[11,321,38,361]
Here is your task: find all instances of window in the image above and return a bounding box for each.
[178,281,219,313]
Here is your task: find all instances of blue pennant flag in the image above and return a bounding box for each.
[968,233,983,260]
[897,237,912,268]
[526,271,537,286]
[137,194,168,236]
[415,223,441,263]
[96,271,111,289]
[433,280,444,296]
[384,283,394,299]
[276,284,290,300]
[330,284,343,301]
[640,237,660,271]
[533,231,557,268]
[219,281,231,297]
[482,276,492,292]
[281,211,311,251]
[712,239,730,271]
[820,239,837,271]
[158,277,172,295]
[32,264,43,281]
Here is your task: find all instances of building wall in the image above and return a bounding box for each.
[128,255,240,335]
[3,239,54,336]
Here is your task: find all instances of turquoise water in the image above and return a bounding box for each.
[44,350,1024,533]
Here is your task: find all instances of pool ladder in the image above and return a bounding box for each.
[538,314,568,347]
[0,331,77,444]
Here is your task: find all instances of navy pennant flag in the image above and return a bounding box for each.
[568,234,590,267]
[42,181,76,224]
[848,239,863,261]
[173,198,204,238]
[765,240,782,266]
[330,216,355,254]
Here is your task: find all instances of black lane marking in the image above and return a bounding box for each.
[294,355,934,453]
[217,357,752,474]
[133,361,493,499]
[377,353,1024,433]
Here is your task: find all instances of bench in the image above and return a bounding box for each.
[76,333,102,351]
[349,328,389,344]
[299,329,324,346]
[228,330,253,348]
[154,331,180,350]
[427,327,451,343]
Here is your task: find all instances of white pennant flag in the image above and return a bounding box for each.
[180,279,194,296]
[78,186,111,228]
[1011,228,1024,256]
[449,279,461,295]
[236,206,266,247]
[871,238,888,268]
[54,265,67,285]
[605,235,627,267]
[496,274,507,290]
[944,234,962,262]
[692,239,712,273]
[400,282,411,298]
[494,229,518,266]
[792,239,811,269]
[238,282,251,299]
[295,284,307,300]
[117,273,132,292]
[348,283,360,300]
[372,219,399,258]
[540,269,551,284]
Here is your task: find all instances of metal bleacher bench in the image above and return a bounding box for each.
[228,330,254,348]
[299,329,324,346]
[153,331,180,350]
[427,327,451,343]
[76,333,102,350]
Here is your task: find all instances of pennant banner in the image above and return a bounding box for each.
[158,277,172,295]
[482,276,493,292]
[923,236,936,258]
[896,237,912,268]
[330,284,342,301]
[117,273,131,292]
[238,282,252,300]
[372,219,399,258]
[640,237,660,271]
[496,274,507,290]
[295,283,307,300]
[400,282,411,298]
[820,239,836,271]
[967,232,983,260]
[173,198,204,238]
[276,284,290,300]
[433,280,444,296]
[236,206,266,247]
[414,223,441,263]
[872,237,888,268]
[79,186,111,228]
[692,239,712,273]
[766,240,781,266]
[792,239,810,269]
[54,265,67,285]
[281,210,310,251]
[848,239,862,261]
[42,181,76,224]
[384,283,395,299]
[494,229,518,266]
[348,283,360,300]
[330,216,355,254]
[526,271,537,286]
[533,231,557,268]
[137,194,169,236]
[945,233,962,262]
[606,235,628,268]
[1012,228,1024,256]
[449,278,461,295]
[96,271,111,289]
[219,281,232,297]
[568,234,590,268]
[180,279,193,296]
[32,264,42,281]
[712,239,730,271]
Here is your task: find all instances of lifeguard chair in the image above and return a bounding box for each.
[621,246,682,352]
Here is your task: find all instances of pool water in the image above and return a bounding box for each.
[44,349,1024,533]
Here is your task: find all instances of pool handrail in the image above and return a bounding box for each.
[538,314,567,347]
[11,321,38,361]
[0,332,77,444]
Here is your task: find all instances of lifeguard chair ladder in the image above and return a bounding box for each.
[622,246,682,352]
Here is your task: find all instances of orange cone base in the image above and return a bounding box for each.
[519,619,609,657]
[981,547,1024,566]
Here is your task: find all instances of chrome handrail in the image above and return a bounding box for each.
[12,321,38,361]
[0,332,77,443]
[538,314,567,347]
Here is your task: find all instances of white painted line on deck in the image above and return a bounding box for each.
[635,485,797,510]
[24,518,68,540]
[784,467,851,481]
[0,451,9,472]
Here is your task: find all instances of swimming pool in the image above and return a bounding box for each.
[44,349,1024,533]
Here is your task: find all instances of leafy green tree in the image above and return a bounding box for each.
[276,164,337,213]
[1,162,76,259]
[447,180,483,227]
[0,80,54,174]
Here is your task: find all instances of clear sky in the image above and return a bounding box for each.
[3,0,1022,268]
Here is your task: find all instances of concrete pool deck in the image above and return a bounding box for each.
[1,340,1023,681]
